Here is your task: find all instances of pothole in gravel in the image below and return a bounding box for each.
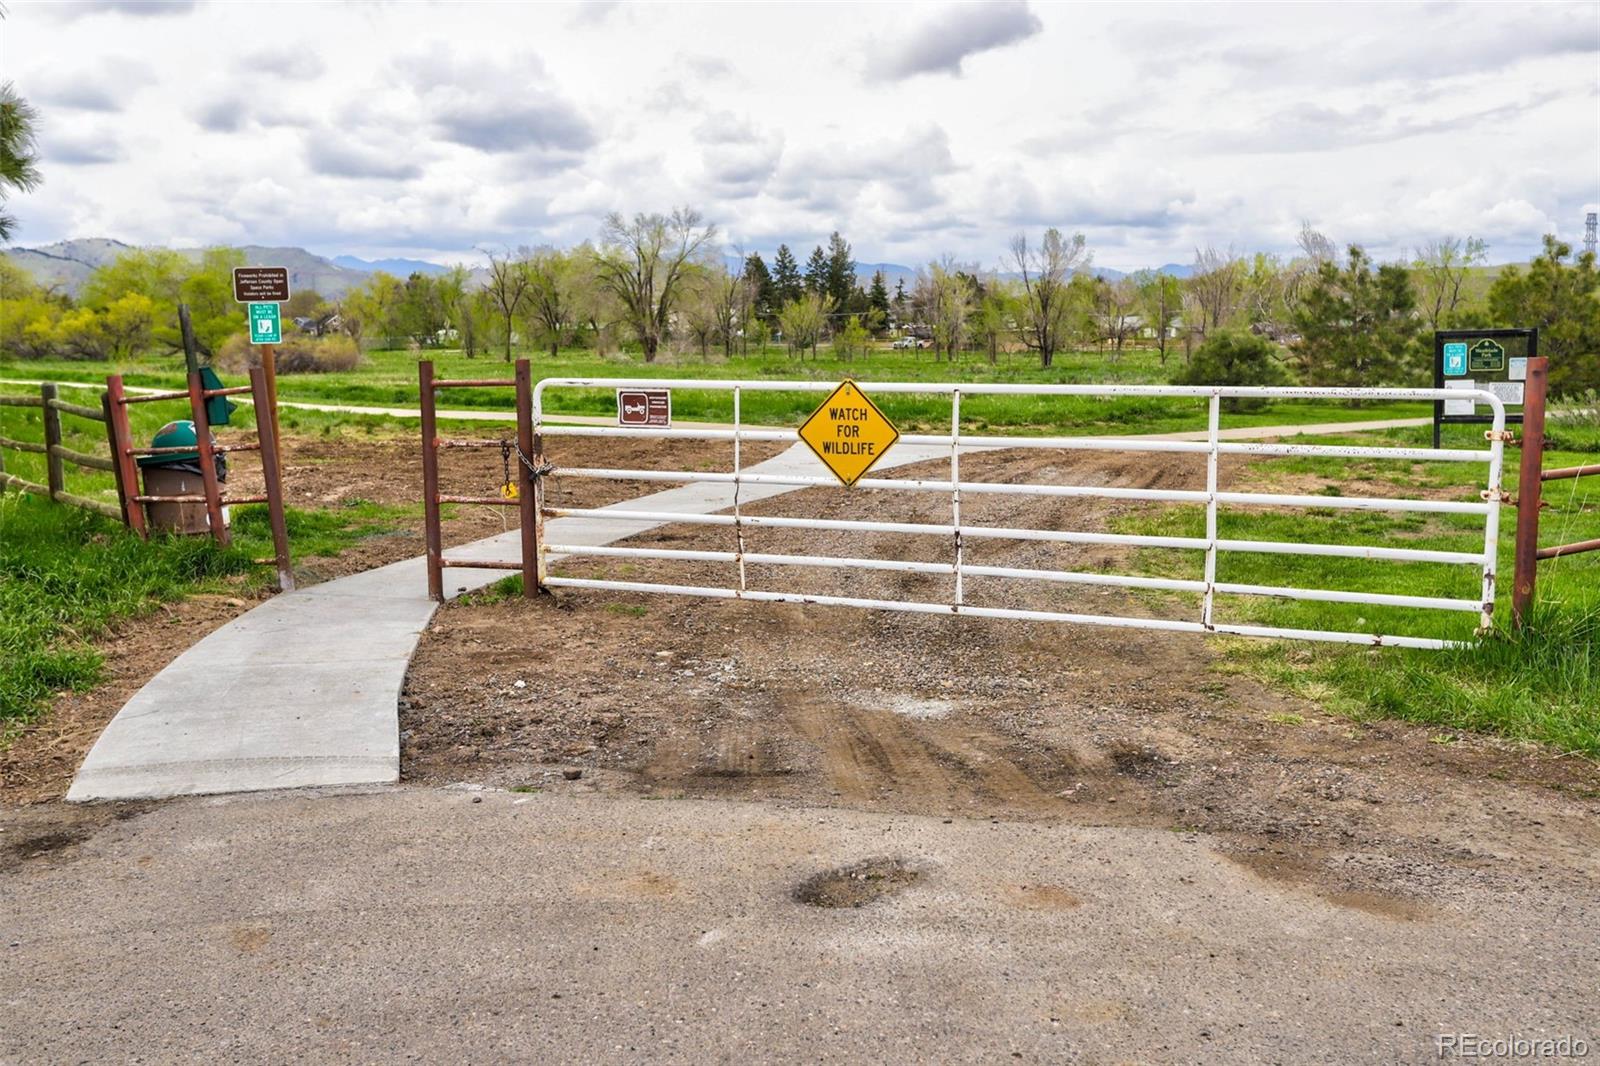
[792,858,922,908]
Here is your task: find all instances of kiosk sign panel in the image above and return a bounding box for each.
[1432,329,1536,447]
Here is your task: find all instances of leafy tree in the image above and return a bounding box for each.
[777,292,828,359]
[77,246,242,358]
[1291,245,1424,390]
[341,271,404,348]
[915,259,973,362]
[0,82,41,243]
[100,292,157,360]
[744,252,774,322]
[1010,228,1089,368]
[1173,329,1290,412]
[867,270,891,334]
[592,207,717,363]
[395,271,446,347]
[522,247,584,358]
[803,244,829,296]
[771,244,802,307]
[833,314,869,361]
[1487,235,1600,394]
[1133,269,1182,365]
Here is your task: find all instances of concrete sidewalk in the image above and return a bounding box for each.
[66,441,947,801]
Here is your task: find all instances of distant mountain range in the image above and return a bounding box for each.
[6,238,1194,300]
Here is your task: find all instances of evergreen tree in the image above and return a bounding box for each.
[825,231,857,310]
[744,252,775,322]
[1290,245,1424,390]
[892,278,909,323]
[1487,235,1600,394]
[867,270,891,333]
[804,245,829,296]
[772,244,802,306]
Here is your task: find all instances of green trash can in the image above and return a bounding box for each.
[138,420,229,535]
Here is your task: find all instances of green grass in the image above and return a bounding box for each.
[2,343,1429,437]
[0,494,255,729]
[0,490,426,732]
[1110,422,1600,754]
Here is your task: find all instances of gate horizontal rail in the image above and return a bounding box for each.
[425,374,1507,649]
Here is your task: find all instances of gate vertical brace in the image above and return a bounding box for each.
[732,386,747,593]
[1511,355,1549,628]
[249,366,295,592]
[532,380,547,590]
[419,361,444,601]
[513,358,540,598]
[186,370,230,547]
[40,383,64,501]
[951,389,963,607]
[1202,393,1221,630]
[105,375,146,537]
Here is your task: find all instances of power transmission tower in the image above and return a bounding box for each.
[1586,212,1597,257]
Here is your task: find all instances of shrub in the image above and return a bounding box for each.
[1173,329,1291,411]
[216,332,362,374]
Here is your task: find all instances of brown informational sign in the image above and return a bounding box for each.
[617,388,671,427]
[232,266,290,303]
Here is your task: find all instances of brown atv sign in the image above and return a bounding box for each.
[232,267,290,303]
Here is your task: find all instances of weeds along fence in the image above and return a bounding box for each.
[0,383,124,520]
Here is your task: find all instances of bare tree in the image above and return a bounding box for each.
[592,207,717,363]
[1187,245,1246,337]
[1413,236,1488,331]
[1010,228,1089,368]
[1296,221,1337,266]
[1100,277,1140,357]
[709,256,752,359]
[482,247,532,362]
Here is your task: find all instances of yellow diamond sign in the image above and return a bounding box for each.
[797,380,900,487]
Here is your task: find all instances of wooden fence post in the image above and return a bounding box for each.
[104,375,147,537]
[40,382,64,502]
[1511,356,1549,628]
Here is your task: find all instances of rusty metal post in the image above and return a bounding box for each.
[249,366,295,592]
[261,345,283,475]
[513,358,540,597]
[40,383,64,501]
[419,360,444,601]
[104,375,146,537]
[1511,355,1548,628]
[186,369,231,547]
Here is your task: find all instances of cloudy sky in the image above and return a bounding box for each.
[5,0,1598,271]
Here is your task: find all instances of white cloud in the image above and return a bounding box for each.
[3,1,1595,268]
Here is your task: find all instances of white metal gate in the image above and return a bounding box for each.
[517,380,1507,651]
